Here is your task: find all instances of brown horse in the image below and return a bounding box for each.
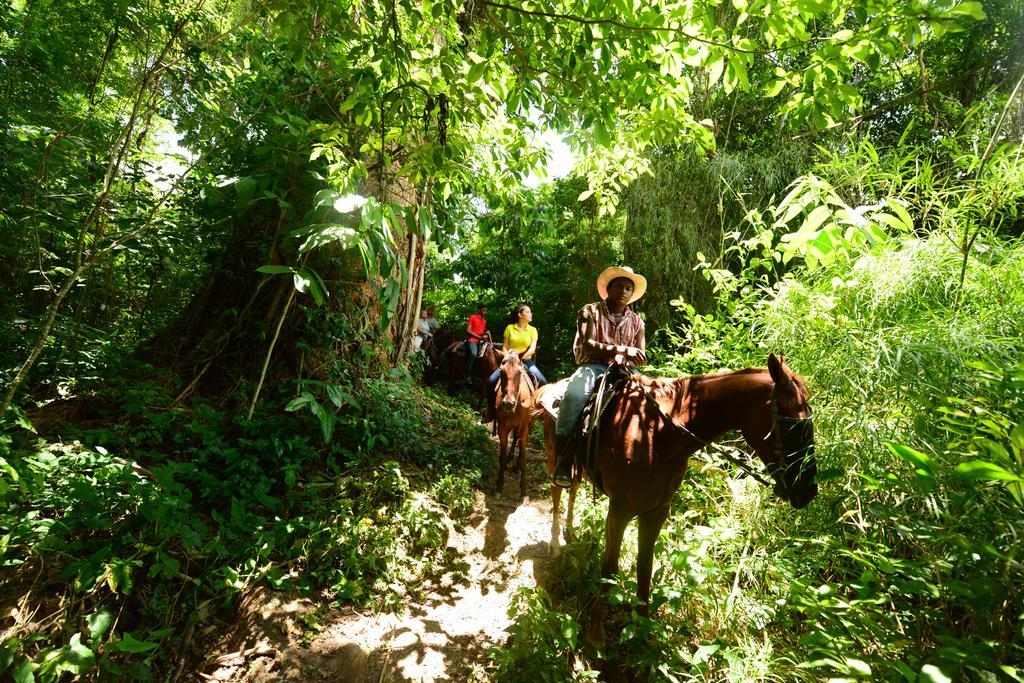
[444,335,503,404]
[494,351,535,499]
[422,325,454,385]
[536,353,817,647]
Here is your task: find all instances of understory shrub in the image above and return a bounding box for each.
[495,224,1024,680]
[0,374,490,681]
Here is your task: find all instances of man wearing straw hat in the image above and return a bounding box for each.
[552,266,647,488]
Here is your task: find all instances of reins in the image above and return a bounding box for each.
[626,369,778,488]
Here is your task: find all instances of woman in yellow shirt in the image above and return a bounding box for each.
[485,304,547,421]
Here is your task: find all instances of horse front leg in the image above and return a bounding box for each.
[446,361,458,396]
[509,430,519,473]
[636,504,671,618]
[545,417,563,555]
[478,374,490,408]
[564,479,579,542]
[495,425,509,495]
[517,423,528,500]
[587,500,632,649]
[549,483,562,556]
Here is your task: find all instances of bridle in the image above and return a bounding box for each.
[499,357,535,412]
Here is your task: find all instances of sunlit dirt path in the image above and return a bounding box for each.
[207,446,557,682]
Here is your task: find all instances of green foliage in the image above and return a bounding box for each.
[2,0,1021,680]
[623,147,810,329]
[497,137,1024,680]
[0,373,490,679]
[494,587,598,681]
[425,176,622,378]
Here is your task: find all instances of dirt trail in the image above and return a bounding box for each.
[210,449,558,682]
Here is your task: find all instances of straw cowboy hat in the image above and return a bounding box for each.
[596,266,647,305]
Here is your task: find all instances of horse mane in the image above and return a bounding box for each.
[637,365,810,403]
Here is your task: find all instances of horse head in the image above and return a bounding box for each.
[498,350,527,413]
[749,353,818,509]
[426,325,453,365]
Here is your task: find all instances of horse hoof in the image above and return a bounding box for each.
[548,541,561,557]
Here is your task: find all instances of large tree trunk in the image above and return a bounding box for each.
[129,172,429,409]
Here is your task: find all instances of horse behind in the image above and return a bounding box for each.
[494,351,535,499]
[536,353,817,647]
[422,325,453,385]
[444,336,503,403]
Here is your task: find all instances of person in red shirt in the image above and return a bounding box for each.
[465,304,489,377]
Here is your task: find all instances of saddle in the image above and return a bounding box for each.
[539,366,632,495]
[454,340,490,357]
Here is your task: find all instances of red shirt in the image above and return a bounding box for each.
[467,313,487,341]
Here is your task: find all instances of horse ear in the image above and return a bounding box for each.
[767,353,793,390]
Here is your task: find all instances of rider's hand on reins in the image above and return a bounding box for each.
[620,347,647,366]
[612,347,646,368]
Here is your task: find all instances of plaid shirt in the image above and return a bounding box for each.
[572,301,644,365]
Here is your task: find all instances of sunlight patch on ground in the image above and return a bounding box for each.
[250,459,558,682]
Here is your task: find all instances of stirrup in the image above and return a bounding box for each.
[552,456,573,488]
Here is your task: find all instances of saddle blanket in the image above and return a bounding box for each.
[538,378,570,418]
[452,340,501,356]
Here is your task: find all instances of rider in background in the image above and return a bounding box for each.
[465,303,489,379]
[551,266,647,488]
[484,304,547,421]
[424,306,440,335]
[413,309,433,352]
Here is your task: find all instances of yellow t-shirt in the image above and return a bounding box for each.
[503,323,538,359]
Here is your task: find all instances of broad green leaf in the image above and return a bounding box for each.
[12,660,34,683]
[44,633,95,677]
[920,664,953,683]
[885,442,934,490]
[845,657,872,677]
[293,271,311,294]
[320,413,335,443]
[955,461,1024,483]
[285,394,314,412]
[256,265,293,275]
[874,212,911,233]
[297,268,325,305]
[1010,422,1024,455]
[107,633,158,654]
[723,55,749,93]
[87,610,113,642]
[885,199,915,231]
[782,205,831,251]
[764,78,787,97]
[886,442,932,471]
[949,1,985,19]
[706,54,726,84]
[999,666,1023,682]
[299,224,358,253]
[105,561,134,595]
